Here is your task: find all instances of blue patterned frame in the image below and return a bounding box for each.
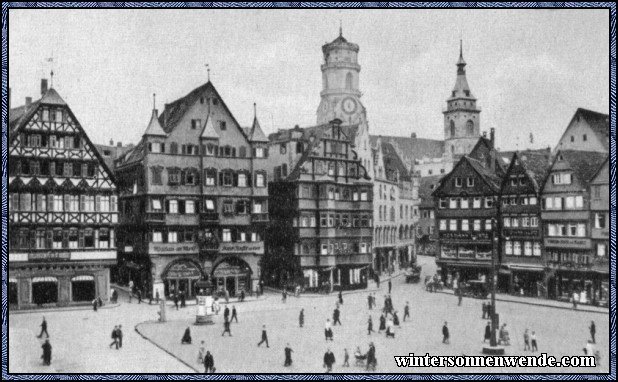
[1,2,615,380]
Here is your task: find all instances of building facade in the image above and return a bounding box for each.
[417,175,442,257]
[268,119,374,291]
[114,81,269,299]
[588,157,609,306]
[499,150,551,297]
[433,136,505,287]
[8,80,118,309]
[540,150,608,304]
[554,108,609,153]
[371,138,419,275]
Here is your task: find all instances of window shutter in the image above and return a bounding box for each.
[247,172,252,187]
[95,195,101,212]
[63,229,69,248]
[232,147,236,158]
[253,148,257,157]
[30,230,36,249]
[203,169,208,185]
[161,144,165,153]
[64,195,70,212]
[182,145,186,155]
[80,195,86,212]
[264,148,269,158]
[111,196,117,212]
[46,229,53,249]
[219,172,224,186]
[193,170,200,185]
[165,200,170,212]
[233,173,238,187]
[79,229,85,248]
[179,200,185,214]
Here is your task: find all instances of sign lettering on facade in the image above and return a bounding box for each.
[28,252,71,262]
[219,242,264,254]
[544,238,591,249]
[149,243,199,255]
[440,232,490,241]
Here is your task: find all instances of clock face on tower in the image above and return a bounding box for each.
[341,97,358,115]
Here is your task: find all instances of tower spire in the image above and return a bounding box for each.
[153,93,156,110]
[460,39,463,59]
[339,20,342,37]
[253,102,257,119]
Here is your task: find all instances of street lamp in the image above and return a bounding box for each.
[482,216,505,355]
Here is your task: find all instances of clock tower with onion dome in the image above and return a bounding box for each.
[317,26,366,126]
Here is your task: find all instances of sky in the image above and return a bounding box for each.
[8,8,610,151]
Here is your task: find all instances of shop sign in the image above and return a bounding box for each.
[440,232,490,241]
[28,251,71,262]
[504,229,539,237]
[213,264,247,277]
[165,261,202,279]
[544,238,590,249]
[219,242,264,255]
[149,243,199,255]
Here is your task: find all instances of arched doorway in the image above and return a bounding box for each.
[32,277,58,305]
[212,257,252,297]
[162,259,204,299]
[71,275,96,302]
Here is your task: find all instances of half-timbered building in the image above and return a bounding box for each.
[8,80,118,309]
[114,81,269,299]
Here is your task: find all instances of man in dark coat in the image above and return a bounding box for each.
[257,325,269,348]
[109,325,119,349]
[367,316,374,335]
[484,321,491,343]
[388,280,392,294]
[323,348,336,373]
[589,321,596,344]
[118,325,123,348]
[180,290,186,308]
[41,339,52,365]
[231,306,238,323]
[37,317,49,338]
[442,321,450,344]
[366,342,377,371]
[393,311,400,326]
[403,302,410,322]
[299,309,304,328]
[482,302,487,319]
[378,314,386,332]
[367,294,373,310]
[173,294,179,310]
[203,351,215,373]
[224,306,230,322]
[137,289,142,304]
[284,343,293,366]
[333,307,342,325]
[221,318,232,337]
[338,290,343,305]
[182,327,192,344]
[93,298,98,311]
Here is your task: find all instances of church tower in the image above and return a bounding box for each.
[443,41,481,158]
[317,26,366,126]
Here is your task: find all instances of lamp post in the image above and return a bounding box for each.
[483,216,505,355]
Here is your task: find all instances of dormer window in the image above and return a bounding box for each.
[255,147,265,158]
[219,121,226,131]
[191,119,201,130]
[583,134,587,141]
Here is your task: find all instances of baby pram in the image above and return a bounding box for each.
[354,352,367,367]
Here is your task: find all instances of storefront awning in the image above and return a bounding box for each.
[72,275,94,281]
[508,264,545,272]
[32,276,58,283]
[8,278,18,283]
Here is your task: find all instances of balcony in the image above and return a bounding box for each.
[335,253,372,265]
[251,213,269,223]
[144,212,166,224]
[200,212,220,225]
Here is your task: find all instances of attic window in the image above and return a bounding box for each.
[103,150,111,156]
[213,99,219,106]
[200,97,204,104]
[570,136,574,142]
[219,121,226,131]
[583,134,587,141]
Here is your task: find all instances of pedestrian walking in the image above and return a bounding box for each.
[484,321,491,343]
[92,298,98,311]
[224,289,230,304]
[240,289,246,302]
[203,351,215,373]
[221,318,232,337]
[333,307,342,325]
[299,308,304,328]
[197,341,205,364]
[388,279,392,294]
[284,343,293,366]
[367,294,373,310]
[378,314,386,332]
[180,290,186,308]
[393,311,400,326]
[117,325,123,348]
[257,325,269,348]
[37,317,49,338]
[531,331,538,352]
[231,306,238,323]
[41,339,52,366]
[523,329,530,351]
[325,319,333,341]
[182,327,193,344]
[323,348,336,373]
[572,291,578,310]
[366,342,377,371]
[109,326,119,349]
[137,289,142,304]
[403,302,410,322]
[259,280,264,296]
[457,288,463,306]
[589,321,596,344]
[282,289,287,303]
[155,290,160,304]
[343,348,350,367]
[173,294,179,310]
[482,302,487,319]
[442,321,450,344]
[338,290,343,305]
[128,280,134,303]
[385,317,395,338]
[224,306,230,322]
[367,316,374,335]
[212,299,220,315]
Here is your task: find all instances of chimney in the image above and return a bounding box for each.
[26,97,32,107]
[117,142,122,148]
[482,131,487,138]
[109,139,114,146]
[411,132,417,139]
[490,128,495,148]
[41,79,48,96]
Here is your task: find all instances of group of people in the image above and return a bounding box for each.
[109,325,124,349]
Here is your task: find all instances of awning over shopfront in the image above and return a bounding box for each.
[507,264,545,272]
[72,275,95,281]
[9,277,18,283]
[32,276,58,283]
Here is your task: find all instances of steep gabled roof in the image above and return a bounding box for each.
[40,88,67,106]
[158,81,249,141]
[381,142,411,182]
[370,135,445,168]
[577,108,610,147]
[466,156,502,191]
[143,109,167,137]
[504,151,553,193]
[545,150,609,190]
